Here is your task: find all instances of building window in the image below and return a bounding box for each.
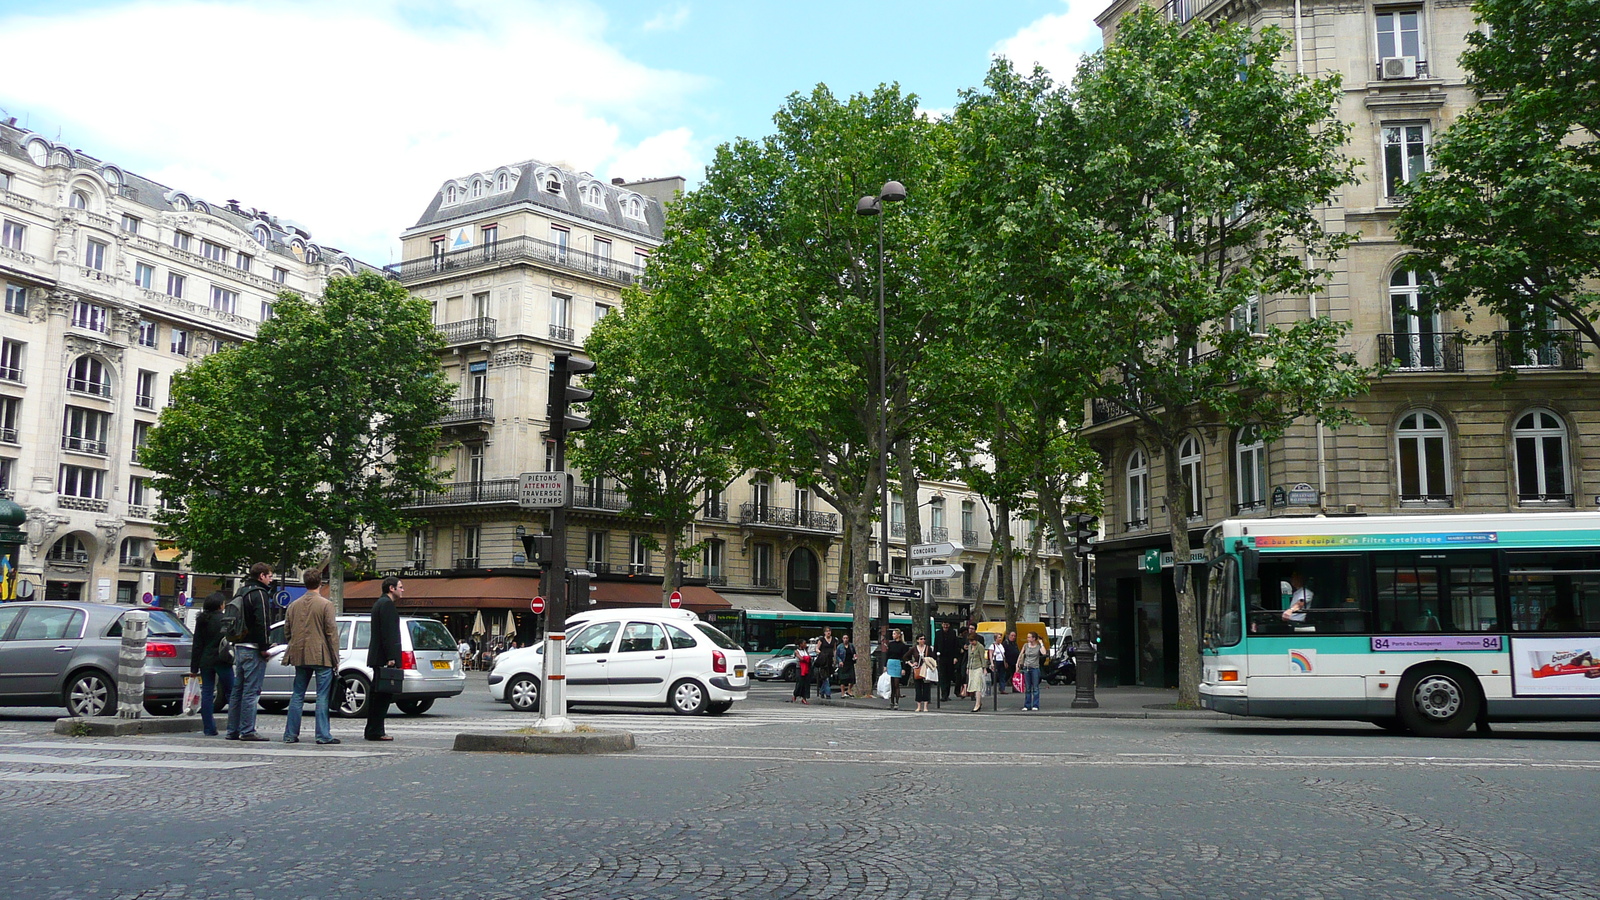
[272,266,287,284]
[961,500,976,543]
[465,442,485,483]
[550,225,569,261]
[1513,410,1570,504]
[930,496,946,536]
[120,214,140,235]
[4,284,25,315]
[0,338,23,382]
[1230,295,1261,334]
[459,524,479,567]
[496,172,509,192]
[544,438,557,472]
[59,464,104,499]
[629,535,650,574]
[1396,410,1451,502]
[235,252,252,273]
[201,240,228,263]
[593,303,611,325]
[131,420,150,460]
[70,190,89,210]
[47,535,91,565]
[621,196,644,220]
[890,492,904,534]
[0,457,10,491]
[584,531,608,570]
[131,262,153,290]
[1,219,23,251]
[550,293,571,335]
[445,185,458,204]
[0,395,18,442]
[84,239,107,271]
[260,300,274,321]
[753,543,773,586]
[137,320,158,348]
[0,170,8,191]
[172,231,191,252]
[128,476,148,507]
[1376,8,1424,63]
[1232,427,1267,512]
[481,225,498,254]
[1389,267,1442,369]
[544,172,562,194]
[1179,434,1204,520]
[702,539,725,583]
[62,407,110,455]
[1383,123,1430,199]
[409,529,427,567]
[593,237,611,273]
[1126,448,1150,528]
[135,370,157,408]
[67,356,111,396]
[171,328,190,357]
[166,272,185,299]
[71,300,107,332]
[210,285,238,315]
[635,248,650,270]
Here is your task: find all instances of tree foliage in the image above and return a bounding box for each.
[1398,0,1600,349]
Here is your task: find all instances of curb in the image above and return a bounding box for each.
[452,729,636,754]
[56,715,206,737]
[815,697,1223,720]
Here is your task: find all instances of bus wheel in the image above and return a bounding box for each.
[1398,666,1480,737]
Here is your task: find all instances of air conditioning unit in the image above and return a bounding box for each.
[1381,56,1418,80]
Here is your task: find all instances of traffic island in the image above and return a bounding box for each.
[452,727,635,755]
[55,716,205,737]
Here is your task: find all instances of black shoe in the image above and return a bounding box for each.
[238,733,270,743]
[316,738,342,745]
[282,736,299,744]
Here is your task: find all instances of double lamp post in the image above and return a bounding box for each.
[855,180,906,631]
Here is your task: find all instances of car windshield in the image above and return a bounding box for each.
[694,622,740,650]
[108,609,191,638]
[408,619,456,651]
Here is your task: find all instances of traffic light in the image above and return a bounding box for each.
[568,568,594,606]
[676,559,688,584]
[1067,514,1098,555]
[521,533,554,567]
[864,559,882,584]
[548,351,596,441]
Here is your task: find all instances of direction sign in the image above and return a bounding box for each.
[669,590,682,609]
[518,472,570,509]
[276,590,292,608]
[910,541,960,561]
[911,563,963,580]
[531,596,546,615]
[866,583,922,599]
[886,573,916,587]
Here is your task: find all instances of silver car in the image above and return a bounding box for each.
[0,601,193,717]
[258,614,465,717]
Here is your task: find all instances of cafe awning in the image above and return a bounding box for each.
[342,576,541,611]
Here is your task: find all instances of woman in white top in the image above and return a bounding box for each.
[988,638,1006,697]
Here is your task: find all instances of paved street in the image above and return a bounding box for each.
[2,676,1599,899]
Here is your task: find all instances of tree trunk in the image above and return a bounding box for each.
[1164,441,1200,705]
[836,518,854,614]
[847,503,875,693]
[975,533,997,622]
[996,493,1014,628]
[896,438,927,639]
[661,528,679,607]
[328,526,346,616]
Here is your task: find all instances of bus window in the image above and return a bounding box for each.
[1374,552,1497,633]
[1509,552,1600,632]
[1253,556,1367,634]
[1202,557,1240,647]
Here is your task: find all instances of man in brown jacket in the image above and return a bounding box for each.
[282,571,342,744]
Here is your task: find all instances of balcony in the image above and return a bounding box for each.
[585,561,613,575]
[47,550,91,566]
[126,505,155,521]
[961,529,980,545]
[573,486,631,511]
[58,496,108,513]
[1378,332,1464,372]
[66,378,112,398]
[891,522,905,538]
[386,234,646,287]
[740,502,839,532]
[437,317,497,344]
[751,575,780,589]
[61,435,108,456]
[455,557,481,570]
[1091,397,1136,425]
[119,556,147,569]
[0,364,20,384]
[701,499,728,520]
[135,393,155,410]
[404,477,520,507]
[439,397,494,428]
[549,323,576,343]
[1495,330,1584,371]
[0,426,15,444]
[930,581,950,598]
[928,526,949,542]
[706,572,728,586]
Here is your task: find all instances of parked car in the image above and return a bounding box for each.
[259,614,465,717]
[488,608,749,715]
[0,601,192,717]
[751,644,799,681]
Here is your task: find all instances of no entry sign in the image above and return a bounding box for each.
[669,591,682,609]
[531,596,546,615]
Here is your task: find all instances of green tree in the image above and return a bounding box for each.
[570,288,740,603]
[144,272,453,608]
[1398,0,1600,352]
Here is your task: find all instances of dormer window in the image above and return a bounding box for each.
[544,173,562,194]
[253,225,270,245]
[496,172,509,192]
[580,182,605,207]
[445,185,458,204]
[471,178,484,199]
[620,194,645,220]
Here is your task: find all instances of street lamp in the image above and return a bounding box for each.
[855,180,905,635]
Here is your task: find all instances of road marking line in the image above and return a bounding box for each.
[1,741,387,759]
[0,772,127,783]
[0,752,268,770]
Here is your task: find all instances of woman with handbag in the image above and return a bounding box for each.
[1018,631,1046,711]
[190,592,233,736]
[884,630,908,710]
[788,643,812,704]
[965,632,988,712]
[909,635,936,712]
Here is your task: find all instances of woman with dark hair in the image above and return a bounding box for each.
[788,641,812,704]
[909,634,935,712]
[190,592,233,736]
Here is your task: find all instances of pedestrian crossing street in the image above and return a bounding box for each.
[0,740,390,783]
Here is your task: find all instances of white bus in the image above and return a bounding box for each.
[1199,512,1600,736]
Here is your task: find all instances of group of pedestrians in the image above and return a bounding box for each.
[787,627,858,704]
[187,564,405,745]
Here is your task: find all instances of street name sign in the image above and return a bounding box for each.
[910,541,961,561]
[886,573,916,587]
[866,584,922,599]
[518,472,569,508]
[911,564,963,580]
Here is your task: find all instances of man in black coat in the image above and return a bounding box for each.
[934,621,962,702]
[365,576,404,741]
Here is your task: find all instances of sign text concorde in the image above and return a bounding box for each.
[909,542,961,561]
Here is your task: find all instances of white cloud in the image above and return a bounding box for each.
[0,0,709,264]
[991,1,1105,86]
[609,127,704,184]
[641,4,690,32]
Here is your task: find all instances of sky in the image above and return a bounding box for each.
[0,0,1106,266]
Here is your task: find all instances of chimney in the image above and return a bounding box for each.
[611,177,626,185]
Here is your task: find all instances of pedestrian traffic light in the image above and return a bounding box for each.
[548,352,596,441]
[1067,514,1098,555]
[521,533,554,567]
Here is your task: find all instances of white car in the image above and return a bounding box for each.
[488,608,749,715]
[259,614,466,717]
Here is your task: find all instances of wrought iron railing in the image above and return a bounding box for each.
[1124,517,1150,531]
[751,576,780,589]
[891,522,905,538]
[386,234,646,286]
[740,502,839,531]
[706,573,728,586]
[1518,492,1573,505]
[961,529,980,545]
[0,426,15,444]
[1399,493,1454,505]
[930,581,950,598]
[61,435,108,455]
[1232,499,1267,514]
[0,365,20,383]
[1378,332,1464,372]
[440,397,494,425]
[549,323,576,343]
[574,486,631,511]
[135,393,155,410]
[67,377,112,397]
[928,526,948,542]
[437,317,497,343]
[1495,330,1584,371]
[405,477,521,507]
[455,557,481,570]
[702,499,728,520]
[1091,397,1135,425]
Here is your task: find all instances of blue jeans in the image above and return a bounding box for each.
[817,670,832,698]
[284,666,334,743]
[1023,666,1042,709]
[199,663,232,735]
[226,649,266,737]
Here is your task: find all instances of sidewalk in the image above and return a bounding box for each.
[817,683,1224,719]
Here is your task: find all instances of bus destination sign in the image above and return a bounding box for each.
[1371,636,1503,653]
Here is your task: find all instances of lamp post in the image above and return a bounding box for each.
[1071,553,1099,709]
[855,180,906,635]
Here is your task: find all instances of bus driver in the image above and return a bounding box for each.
[1282,571,1313,624]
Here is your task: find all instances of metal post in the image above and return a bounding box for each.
[538,358,574,733]
[116,609,149,719]
[877,209,890,639]
[1071,554,1099,709]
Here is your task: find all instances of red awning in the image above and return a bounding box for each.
[339,576,730,614]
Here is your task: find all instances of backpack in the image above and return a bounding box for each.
[220,591,250,643]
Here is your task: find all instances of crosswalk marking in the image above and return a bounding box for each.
[4,741,387,759]
[0,772,127,783]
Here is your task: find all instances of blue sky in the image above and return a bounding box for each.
[0,0,1104,263]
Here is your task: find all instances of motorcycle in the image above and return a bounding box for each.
[1043,654,1077,685]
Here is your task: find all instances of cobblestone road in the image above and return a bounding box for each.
[3,683,1598,899]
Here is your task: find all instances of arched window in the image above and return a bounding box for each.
[70,190,89,210]
[1125,448,1149,530]
[544,173,563,194]
[445,185,458,204]
[496,172,509,192]
[622,196,643,219]
[1233,426,1267,512]
[471,178,483,198]
[1389,267,1443,369]
[1513,410,1570,504]
[1396,410,1451,502]
[1179,434,1203,521]
[47,534,90,563]
[67,356,111,397]
[253,225,269,245]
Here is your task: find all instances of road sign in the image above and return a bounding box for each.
[276,590,291,608]
[910,541,960,560]
[142,591,153,605]
[866,583,922,599]
[885,573,916,587]
[518,472,570,508]
[669,591,682,609]
[531,596,546,615]
[911,563,963,580]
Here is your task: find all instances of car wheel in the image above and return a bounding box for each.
[258,699,289,714]
[507,674,540,713]
[337,673,370,719]
[396,698,434,716]
[1398,665,1480,738]
[783,665,796,683]
[64,670,116,717]
[706,701,733,716]
[670,679,708,715]
[144,699,181,716]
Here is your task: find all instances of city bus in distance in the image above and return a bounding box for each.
[704,608,915,654]
[1199,512,1600,737]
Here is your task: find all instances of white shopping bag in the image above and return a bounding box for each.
[181,675,201,716]
[875,672,891,699]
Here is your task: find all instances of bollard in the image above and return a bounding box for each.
[117,609,148,719]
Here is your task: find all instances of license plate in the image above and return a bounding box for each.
[432,660,451,670]
[735,666,745,677]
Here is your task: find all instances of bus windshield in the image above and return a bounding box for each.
[1202,557,1240,649]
